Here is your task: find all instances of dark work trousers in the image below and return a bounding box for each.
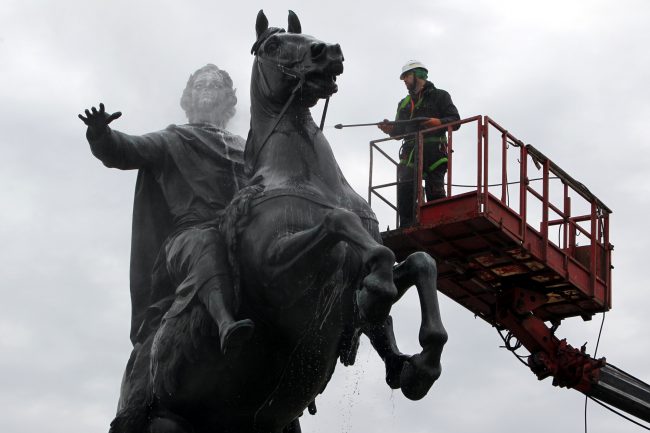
[397,142,447,228]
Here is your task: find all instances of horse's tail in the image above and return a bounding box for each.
[221,184,265,308]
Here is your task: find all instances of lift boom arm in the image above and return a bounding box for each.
[498,287,650,423]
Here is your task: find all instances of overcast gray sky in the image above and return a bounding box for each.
[1,1,649,432]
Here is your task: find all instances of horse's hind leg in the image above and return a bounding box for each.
[379,251,448,400]
[265,208,397,324]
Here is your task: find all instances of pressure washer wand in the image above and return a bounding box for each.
[334,117,430,129]
[334,121,383,129]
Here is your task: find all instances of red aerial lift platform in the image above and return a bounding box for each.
[369,116,649,423]
[384,187,610,324]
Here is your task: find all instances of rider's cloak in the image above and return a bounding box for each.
[88,124,246,344]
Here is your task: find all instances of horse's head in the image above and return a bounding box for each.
[251,10,344,108]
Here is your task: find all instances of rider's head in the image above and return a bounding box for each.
[181,64,238,127]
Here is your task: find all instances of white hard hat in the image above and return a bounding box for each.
[400,60,428,78]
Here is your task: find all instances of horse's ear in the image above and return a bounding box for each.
[288,10,302,34]
[256,10,269,39]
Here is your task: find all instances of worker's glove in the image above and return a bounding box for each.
[378,119,395,135]
[421,117,442,128]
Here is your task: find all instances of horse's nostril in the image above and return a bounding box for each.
[329,62,344,75]
[311,43,326,59]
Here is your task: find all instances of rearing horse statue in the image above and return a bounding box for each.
[145,10,448,433]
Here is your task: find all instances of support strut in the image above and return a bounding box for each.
[496,287,650,423]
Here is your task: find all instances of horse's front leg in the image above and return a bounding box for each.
[367,251,448,400]
[265,207,397,324]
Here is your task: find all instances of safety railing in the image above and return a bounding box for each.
[369,115,612,295]
[368,116,479,226]
[368,115,478,227]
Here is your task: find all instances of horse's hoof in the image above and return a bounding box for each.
[400,354,442,400]
[385,352,410,389]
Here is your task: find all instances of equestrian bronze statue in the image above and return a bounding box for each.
[80,10,448,433]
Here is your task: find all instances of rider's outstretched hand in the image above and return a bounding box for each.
[78,103,122,139]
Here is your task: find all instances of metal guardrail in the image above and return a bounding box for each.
[369,115,612,295]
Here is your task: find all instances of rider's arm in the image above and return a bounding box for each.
[88,128,166,170]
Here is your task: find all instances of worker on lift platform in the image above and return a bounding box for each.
[378,60,460,228]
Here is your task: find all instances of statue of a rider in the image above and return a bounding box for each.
[79,64,254,432]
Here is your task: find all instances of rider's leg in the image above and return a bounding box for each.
[197,277,254,356]
[164,227,254,355]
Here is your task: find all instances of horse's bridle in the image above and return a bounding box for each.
[250,54,307,172]
[252,27,307,101]
[249,28,334,172]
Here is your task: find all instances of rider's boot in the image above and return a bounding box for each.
[199,283,254,357]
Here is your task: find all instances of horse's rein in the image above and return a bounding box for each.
[251,55,306,171]
[255,56,329,131]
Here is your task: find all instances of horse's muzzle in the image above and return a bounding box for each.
[311,42,344,76]
[327,61,344,76]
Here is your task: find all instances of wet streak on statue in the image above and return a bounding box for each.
[98,10,448,433]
